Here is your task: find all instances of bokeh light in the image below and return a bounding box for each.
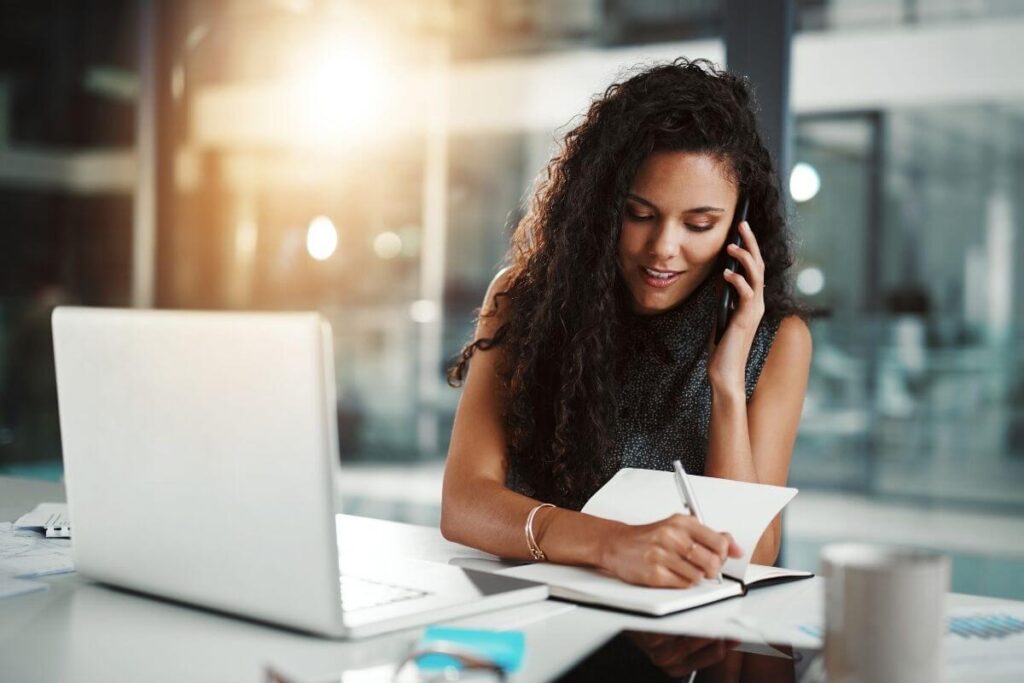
[306,215,338,261]
[790,162,821,203]
[409,299,438,323]
[289,32,391,146]
[796,266,826,295]
[373,231,403,259]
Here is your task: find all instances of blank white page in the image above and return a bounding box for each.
[581,468,797,580]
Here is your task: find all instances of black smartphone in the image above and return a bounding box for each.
[713,195,750,344]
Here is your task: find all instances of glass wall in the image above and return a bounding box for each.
[796,0,1024,31]
[0,0,138,478]
[791,104,1024,509]
[784,106,1024,598]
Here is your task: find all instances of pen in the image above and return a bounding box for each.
[672,459,723,584]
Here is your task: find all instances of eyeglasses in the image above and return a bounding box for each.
[264,640,507,683]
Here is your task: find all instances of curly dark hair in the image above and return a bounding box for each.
[448,58,800,509]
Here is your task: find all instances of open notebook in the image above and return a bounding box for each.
[498,468,812,616]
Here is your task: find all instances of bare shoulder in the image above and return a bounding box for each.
[764,315,812,375]
[482,267,513,312]
[775,315,812,355]
[477,267,514,337]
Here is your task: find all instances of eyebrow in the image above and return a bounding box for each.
[626,193,726,214]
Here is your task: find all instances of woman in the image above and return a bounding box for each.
[441,58,812,589]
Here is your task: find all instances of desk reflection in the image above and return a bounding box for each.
[0,580,416,683]
[555,630,818,683]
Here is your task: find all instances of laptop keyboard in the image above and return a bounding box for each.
[339,574,429,612]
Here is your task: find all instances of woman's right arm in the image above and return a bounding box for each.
[440,270,742,588]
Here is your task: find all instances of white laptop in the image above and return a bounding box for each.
[51,307,546,638]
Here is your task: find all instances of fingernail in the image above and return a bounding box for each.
[723,268,732,275]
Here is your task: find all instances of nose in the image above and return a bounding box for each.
[648,220,686,262]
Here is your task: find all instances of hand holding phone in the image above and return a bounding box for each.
[713,196,750,344]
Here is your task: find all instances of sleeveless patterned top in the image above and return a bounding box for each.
[505,275,782,510]
[610,275,780,479]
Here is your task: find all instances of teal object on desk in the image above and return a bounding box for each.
[417,626,526,673]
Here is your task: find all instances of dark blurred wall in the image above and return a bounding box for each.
[0,0,138,467]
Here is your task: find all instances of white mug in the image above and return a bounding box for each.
[821,543,950,683]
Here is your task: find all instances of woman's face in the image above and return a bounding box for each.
[617,151,740,315]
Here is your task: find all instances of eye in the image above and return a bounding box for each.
[626,210,654,222]
[686,223,715,233]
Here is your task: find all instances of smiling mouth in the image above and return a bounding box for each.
[639,266,684,288]
[642,266,682,279]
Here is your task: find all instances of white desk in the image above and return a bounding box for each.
[0,475,1018,682]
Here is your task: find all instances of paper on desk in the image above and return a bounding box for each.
[582,468,797,579]
[728,615,824,649]
[945,604,1024,676]
[0,522,75,578]
[762,603,1024,661]
[14,502,71,537]
[0,574,48,599]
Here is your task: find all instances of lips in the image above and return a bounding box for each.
[639,265,683,289]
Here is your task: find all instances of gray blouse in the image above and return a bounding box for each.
[506,276,781,508]
[610,276,781,479]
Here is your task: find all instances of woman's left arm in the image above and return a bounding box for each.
[704,221,813,565]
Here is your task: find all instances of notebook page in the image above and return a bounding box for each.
[581,468,797,580]
[743,563,814,586]
[499,562,742,615]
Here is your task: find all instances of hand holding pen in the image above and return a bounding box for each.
[593,461,742,588]
[673,460,737,584]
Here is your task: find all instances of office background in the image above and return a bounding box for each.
[1,0,1022,599]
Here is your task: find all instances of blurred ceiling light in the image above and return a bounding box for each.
[290,33,390,146]
[790,162,821,203]
[373,231,403,259]
[796,266,826,296]
[306,215,338,261]
[409,299,438,324]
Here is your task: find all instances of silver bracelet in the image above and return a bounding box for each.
[525,503,555,561]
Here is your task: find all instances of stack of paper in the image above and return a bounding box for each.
[0,521,75,579]
[14,502,71,538]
